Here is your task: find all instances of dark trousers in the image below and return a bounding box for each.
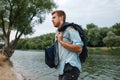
[59,63,80,80]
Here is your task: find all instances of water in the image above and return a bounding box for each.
[81,54,120,80]
[11,50,120,80]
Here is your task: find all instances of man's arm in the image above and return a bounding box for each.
[57,32,82,53]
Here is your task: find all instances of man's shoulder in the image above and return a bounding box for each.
[65,25,77,33]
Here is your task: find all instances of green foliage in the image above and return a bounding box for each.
[103,31,120,48]
[87,27,100,46]
[112,23,120,36]
[98,27,110,46]
[86,23,107,47]
[86,23,98,30]
[85,23,119,47]
[86,27,109,47]
[16,33,55,50]
[0,0,56,35]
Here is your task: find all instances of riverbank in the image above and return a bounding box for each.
[0,53,24,80]
[88,47,120,55]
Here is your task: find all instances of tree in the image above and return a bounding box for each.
[0,0,56,58]
[112,23,120,36]
[86,23,99,46]
[99,27,110,46]
[87,27,101,47]
[103,31,120,49]
[86,23,98,30]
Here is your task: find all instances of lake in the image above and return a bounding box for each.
[11,50,120,80]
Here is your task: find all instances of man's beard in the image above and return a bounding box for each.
[54,22,60,28]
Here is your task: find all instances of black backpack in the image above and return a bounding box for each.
[45,40,59,68]
[58,23,88,63]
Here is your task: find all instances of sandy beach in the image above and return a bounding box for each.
[0,53,24,80]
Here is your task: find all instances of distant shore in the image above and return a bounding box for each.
[88,47,120,55]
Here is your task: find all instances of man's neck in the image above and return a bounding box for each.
[58,21,64,29]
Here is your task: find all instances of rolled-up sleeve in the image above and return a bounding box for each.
[68,27,84,46]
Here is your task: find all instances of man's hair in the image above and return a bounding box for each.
[52,10,66,22]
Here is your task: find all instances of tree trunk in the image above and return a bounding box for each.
[1,46,15,59]
[1,32,23,59]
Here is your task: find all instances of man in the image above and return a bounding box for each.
[51,10,83,80]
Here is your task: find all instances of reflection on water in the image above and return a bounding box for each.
[11,50,120,80]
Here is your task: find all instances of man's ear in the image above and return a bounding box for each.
[60,16,64,21]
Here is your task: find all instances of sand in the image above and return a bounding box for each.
[0,53,24,80]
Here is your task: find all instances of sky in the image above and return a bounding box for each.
[11,0,120,40]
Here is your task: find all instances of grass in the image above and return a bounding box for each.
[88,47,120,55]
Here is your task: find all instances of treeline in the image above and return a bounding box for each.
[85,23,120,48]
[14,33,55,50]
[15,23,120,50]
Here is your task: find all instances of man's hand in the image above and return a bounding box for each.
[57,32,63,43]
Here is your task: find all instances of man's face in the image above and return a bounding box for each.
[52,13,61,28]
